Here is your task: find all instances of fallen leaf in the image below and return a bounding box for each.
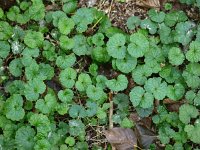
[104,127,137,150]
[136,0,160,9]
[135,124,157,149]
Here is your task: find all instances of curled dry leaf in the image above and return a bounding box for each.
[104,127,137,150]
[135,124,157,149]
[136,0,160,9]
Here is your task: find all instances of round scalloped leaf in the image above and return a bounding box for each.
[185,123,200,144]
[179,104,198,124]
[91,46,110,63]
[115,54,137,73]
[168,47,185,65]
[62,1,77,14]
[56,53,76,69]
[9,58,23,77]
[52,11,67,27]
[24,31,44,48]
[73,34,89,56]
[86,85,105,101]
[167,83,185,101]
[186,41,200,62]
[140,19,157,34]
[59,35,74,50]
[58,89,74,103]
[106,74,128,92]
[24,79,46,101]
[75,73,92,92]
[58,17,75,35]
[4,94,25,121]
[0,21,13,40]
[92,33,105,46]
[0,41,10,59]
[106,33,126,59]
[126,16,141,30]
[129,86,154,108]
[69,104,87,118]
[148,9,165,23]
[144,77,167,100]
[15,126,35,150]
[127,32,149,58]
[59,67,77,88]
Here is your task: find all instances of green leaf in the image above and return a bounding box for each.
[62,1,77,14]
[179,104,198,124]
[91,46,110,63]
[4,94,25,121]
[174,21,195,45]
[35,93,57,114]
[0,41,10,59]
[168,47,185,65]
[22,47,39,58]
[107,33,126,59]
[58,89,74,103]
[127,32,149,58]
[65,137,75,147]
[140,19,157,34]
[92,33,105,46]
[34,139,51,150]
[148,9,165,23]
[75,73,92,92]
[167,83,185,101]
[73,35,89,56]
[186,41,200,62]
[52,11,67,27]
[56,53,76,69]
[29,113,51,127]
[9,58,23,77]
[130,86,154,108]
[106,74,128,92]
[158,23,173,44]
[24,79,46,101]
[144,77,167,100]
[58,17,75,35]
[69,104,87,118]
[28,0,45,21]
[59,35,74,50]
[115,54,137,73]
[120,117,134,128]
[85,101,97,117]
[95,75,108,89]
[0,8,4,19]
[89,63,98,76]
[24,31,44,48]
[0,21,13,40]
[15,126,35,150]
[86,85,105,101]
[126,16,141,30]
[185,121,200,144]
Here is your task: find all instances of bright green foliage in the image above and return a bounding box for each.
[9,58,23,77]
[59,67,77,88]
[184,120,200,144]
[62,0,77,14]
[73,35,89,56]
[28,0,45,21]
[59,36,74,50]
[106,74,128,92]
[35,93,57,114]
[65,137,75,147]
[174,21,195,45]
[168,47,185,65]
[69,104,87,118]
[4,94,25,121]
[24,79,46,101]
[56,53,76,69]
[75,73,92,92]
[86,85,105,101]
[24,31,44,48]
[144,77,167,100]
[127,32,149,58]
[186,41,200,62]
[179,104,198,124]
[148,9,165,23]
[164,3,173,10]
[130,86,154,108]
[126,16,141,30]
[95,75,108,89]
[58,89,74,103]
[107,33,126,59]
[158,23,173,44]
[91,46,110,63]
[140,19,157,34]
[186,90,200,106]
[58,17,75,35]
[164,11,187,27]
[115,54,137,73]
[0,8,4,18]
[0,41,10,59]
[72,8,94,33]
[89,63,98,76]
[167,83,185,101]
[15,126,35,150]
[92,33,104,46]
[120,117,134,128]
[52,11,67,27]
[0,21,13,40]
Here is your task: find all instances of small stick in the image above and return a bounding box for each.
[108,92,113,129]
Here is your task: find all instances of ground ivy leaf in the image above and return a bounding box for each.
[168,47,185,66]
[58,89,74,103]
[86,85,105,101]
[75,73,92,92]
[24,30,44,48]
[186,41,200,62]
[58,17,75,35]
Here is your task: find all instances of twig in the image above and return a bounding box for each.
[108,92,113,130]
[91,17,103,29]
[108,0,114,17]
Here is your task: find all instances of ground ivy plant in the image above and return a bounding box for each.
[0,0,200,149]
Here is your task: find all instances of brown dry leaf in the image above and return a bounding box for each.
[135,124,157,149]
[104,127,137,150]
[136,0,160,9]
[45,4,59,11]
